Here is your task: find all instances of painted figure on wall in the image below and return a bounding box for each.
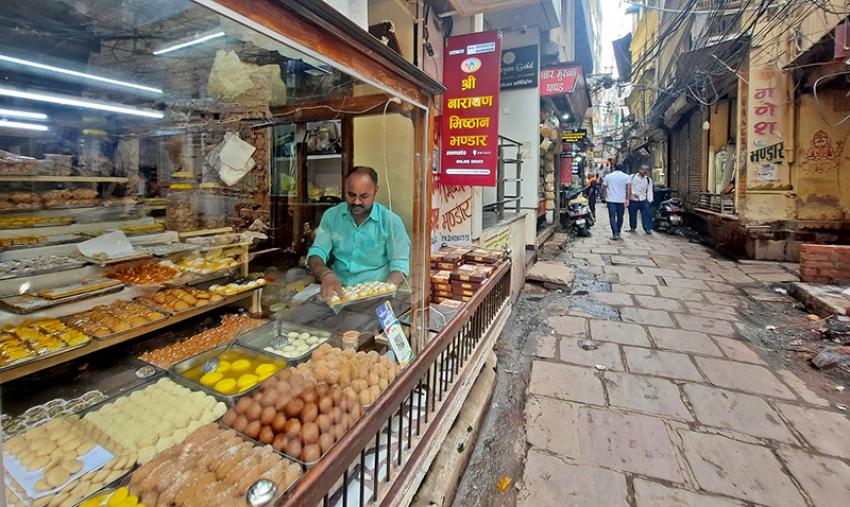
[801,130,844,174]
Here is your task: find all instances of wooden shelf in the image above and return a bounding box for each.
[0,289,258,384]
[0,175,129,183]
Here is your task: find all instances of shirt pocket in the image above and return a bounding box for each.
[352,224,389,272]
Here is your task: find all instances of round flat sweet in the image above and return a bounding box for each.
[45,467,70,488]
[27,454,51,471]
[61,458,83,474]
[60,438,80,453]
[47,492,69,507]
[76,440,95,456]
[35,479,51,492]
[92,468,111,482]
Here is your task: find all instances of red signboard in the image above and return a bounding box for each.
[560,153,572,185]
[539,66,580,96]
[440,31,501,187]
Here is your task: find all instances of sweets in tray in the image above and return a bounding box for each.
[138,313,266,369]
[166,255,239,275]
[63,301,167,339]
[82,378,227,465]
[328,281,397,306]
[239,322,330,360]
[38,278,124,300]
[0,255,85,280]
[2,414,135,507]
[0,235,47,248]
[127,423,302,507]
[293,345,400,406]
[0,215,74,229]
[106,262,178,285]
[136,287,222,314]
[174,346,285,397]
[0,319,91,369]
[208,277,267,296]
[1,390,106,437]
[222,369,363,464]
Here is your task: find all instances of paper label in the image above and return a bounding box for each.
[376,301,413,366]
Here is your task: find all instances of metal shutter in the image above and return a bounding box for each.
[687,111,703,206]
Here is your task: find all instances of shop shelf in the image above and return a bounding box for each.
[0,175,129,183]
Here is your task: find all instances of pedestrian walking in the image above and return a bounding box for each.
[602,163,631,240]
[585,172,600,218]
[628,164,654,234]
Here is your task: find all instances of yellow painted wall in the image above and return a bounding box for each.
[795,90,850,221]
[744,192,798,222]
[353,114,415,230]
[627,8,659,122]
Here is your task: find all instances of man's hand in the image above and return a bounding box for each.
[387,271,406,287]
[320,272,342,302]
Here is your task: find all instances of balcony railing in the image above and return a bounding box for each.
[279,261,512,506]
[697,192,736,216]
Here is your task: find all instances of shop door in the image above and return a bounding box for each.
[687,112,704,206]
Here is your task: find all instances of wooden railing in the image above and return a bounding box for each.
[697,192,736,216]
[279,261,512,506]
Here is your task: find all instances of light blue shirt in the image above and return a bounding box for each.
[307,202,410,286]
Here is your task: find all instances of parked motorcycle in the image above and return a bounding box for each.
[655,197,684,232]
[560,187,595,237]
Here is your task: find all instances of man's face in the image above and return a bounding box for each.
[639,167,648,177]
[345,173,377,217]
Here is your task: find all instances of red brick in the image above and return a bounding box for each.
[803,261,837,269]
[801,252,831,262]
[801,244,837,255]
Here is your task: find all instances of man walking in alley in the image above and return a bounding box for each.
[603,163,630,240]
[628,163,654,235]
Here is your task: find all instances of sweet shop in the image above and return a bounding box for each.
[0,1,513,506]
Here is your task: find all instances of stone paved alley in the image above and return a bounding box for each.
[454,219,850,507]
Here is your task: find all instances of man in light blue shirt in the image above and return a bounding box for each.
[308,166,410,301]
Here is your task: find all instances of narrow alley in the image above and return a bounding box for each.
[455,219,850,507]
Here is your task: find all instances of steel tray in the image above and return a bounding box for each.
[0,338,91,374]
[169,344,287,402]
[62,306,169,341]
[133,289,223,317]
[0,283,125,314]
[237,321,331,363]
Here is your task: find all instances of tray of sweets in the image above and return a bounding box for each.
[63,300,168,340]
[0,216,74,230]
[327,281,397,309]
[208,276,268,296]
[0,255,87,281]
[105,262,179,286]
[170,344,286,401]
[121,422,302,505]
[0,283,124,314]
[0,233,83,251]
[77,250,152,267]
[37,277,124,300]
[134,287,223,316]
[0,319,92,372]
[140,242,199,257]
[238,320,330,362]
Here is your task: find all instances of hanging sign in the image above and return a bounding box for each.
[500,45,538,90]
[441,31,501,187]
[561,129,588,143]
[539,66,580,96]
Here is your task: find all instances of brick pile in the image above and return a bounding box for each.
[799,244,850,283]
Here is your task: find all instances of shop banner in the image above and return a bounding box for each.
[500,45,538,90]
[441,31,501,187]
[561,129,588,143]
[540,66,580,96]
[560,153,573,185]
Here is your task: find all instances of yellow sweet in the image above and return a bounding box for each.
[230,359,251,373]
[115,495,139,507]
[216,360,231,374]
[257,369,275,381]
[81,495,107,507]
[199,371,223,386]
[108,487,129,506]
[236,373,258,391]
[213,378,237,394]
[254,363,276,376]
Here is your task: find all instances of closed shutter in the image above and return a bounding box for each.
[674,120,688,199]
[687,111,703,205]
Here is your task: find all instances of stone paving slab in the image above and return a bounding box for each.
[577,406,684,482]
[604,371,693,421]
[706,281,742,294]
[674,313,737,336]
[611,255,655,267]
[546,315,588,338]
[535,335,559,359]
[694,357,794,399]
[656,286,705,301]
[638,267,683,278]
[633,479,746,507]
[618,273,661,285]
[559,337,624,370]
[524,396,580,458]
[647,327,724,356]
[612,283,657,296]
[663,277,709,290]
[712,337,767,365]
[636,295,684,312]
[680,431,806,507]
[777,403,850,459]
[529,361,606,405]
[621,307,676,327]
[779,448,850,507]
[623,346,704,381]
[590,292,635,306]
[590,319,652,346]
[776,370,830,407]
[682,383,798,443]
[518,450,629,507]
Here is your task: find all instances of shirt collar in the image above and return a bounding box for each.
[341,202,382,225]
